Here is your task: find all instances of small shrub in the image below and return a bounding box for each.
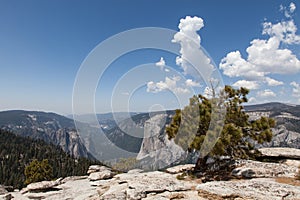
[176,172,187,180]
[112,157,138,172]
[24,159,53,185]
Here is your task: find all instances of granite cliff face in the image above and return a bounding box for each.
[0,110,92,158]
[137,114,186,170]
[245,103,300,149]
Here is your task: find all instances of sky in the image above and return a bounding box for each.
[0,0,299,115]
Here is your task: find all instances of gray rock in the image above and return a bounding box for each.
[165,164,194,174]
[256,125,300,149]
[98,183,128,200]
[197,178,300,200]
[0,194,12,200]
[232,160,298,178]
[258,147,300,159]
[137,114,186,170]
[127,169,143,174]
[23,178,62,193]
[231,168,256,178]
[88,170,115,181]
[87,165,110,174]
[283,159,300,167]
[98,171,194,199]
[231,167,255,178]
[0,186,7,195]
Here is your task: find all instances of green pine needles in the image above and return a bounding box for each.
[166,86,275,171]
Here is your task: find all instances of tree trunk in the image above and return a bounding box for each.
[194,155,209,172]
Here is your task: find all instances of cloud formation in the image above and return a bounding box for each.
[290,81,300,101]
[280,2,296,18]
[290,2,296,13]
[185,79,201,87]
[146,76,190,94]
[232,80,259,90]
[147,16,213,96]
[257,89,276,98]
[220,19,300,79]
[172,16,214,80]
[155,57,166,70]
[220,8,300,95]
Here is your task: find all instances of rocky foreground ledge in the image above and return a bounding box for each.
[1,148,300,200]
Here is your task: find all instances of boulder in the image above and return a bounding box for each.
[258,147,300,159]
[165,164,194,174]
[232,160,298,178]
[231,168,256,178]
[0,186,7,195]
[127,169,143,174]
[88,170,115,181]
[283,159,300,167]
[23,178,62,193]
[197,178,300,200]
[87,165,110,174]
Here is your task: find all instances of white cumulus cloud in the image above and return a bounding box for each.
[262,20,300,45]
[146,76,190,94]
[280,2,297,18]
[155,57,166,70]
[185,79,201,87]
[172,16,215,80]
[220,17,300,90]
[290,81,300,98]
[264,77,284,86]
[257,89,276,98]
[232,80,259,90]
[290,2,296,13]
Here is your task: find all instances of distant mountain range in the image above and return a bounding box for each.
[68,112,138,130]
[0,102,299,166]
[0,110,93,159]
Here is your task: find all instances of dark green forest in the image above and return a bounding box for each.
[0,130,101,189]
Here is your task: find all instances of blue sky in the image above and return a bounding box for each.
[0,0,299,115]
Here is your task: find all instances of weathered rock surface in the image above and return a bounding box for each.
[0,186,7,195]
[9,177,98,200]
[127,169,144,174]
[232,160,298,178]
[88,165,116,181]
[0,194,12,200]
[96,171,196,200]
[258,147,300,159]
[197,178,300,200]
[87,165,111,174]
[264,126,300,149]
[165,164,194,174]
[21,178,62,194]
[7,160,300,200]
[284,159,300,167]
[88,170,115,181]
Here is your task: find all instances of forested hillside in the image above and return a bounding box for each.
[0,130,101,189]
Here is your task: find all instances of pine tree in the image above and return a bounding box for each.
[166,86,275,171]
